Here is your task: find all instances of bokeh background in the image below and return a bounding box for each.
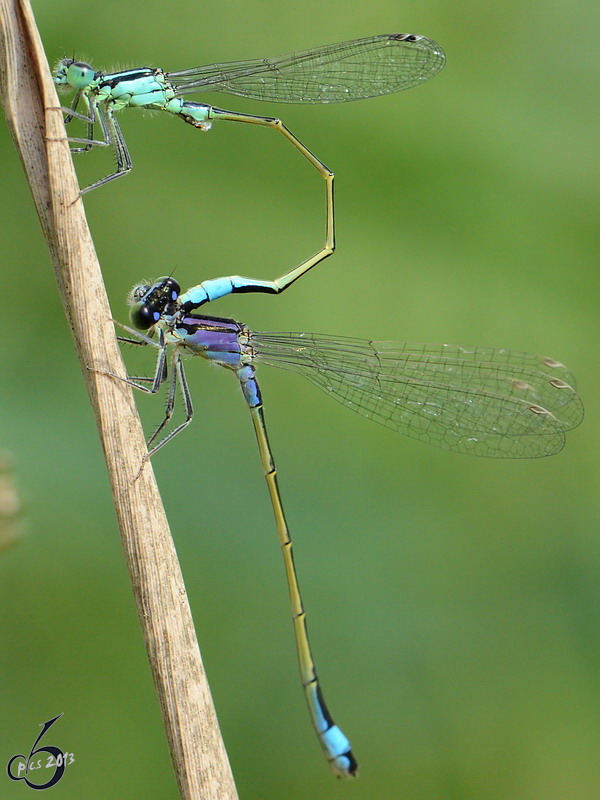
[1,0,598,797]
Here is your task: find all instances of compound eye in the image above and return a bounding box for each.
[164,278,181,301]
[129,302,160,331]
[154,276,180,301]
[66,61,95,89]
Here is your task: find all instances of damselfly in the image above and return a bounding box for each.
[53,34,445,193]
[105,272,583,777]
[53,35,444,296]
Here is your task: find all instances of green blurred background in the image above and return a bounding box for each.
[1,0,598,797]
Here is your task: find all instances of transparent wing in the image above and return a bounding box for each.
[167,34,445,103]
[250,333,583,458]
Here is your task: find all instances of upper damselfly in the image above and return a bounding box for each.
[104,271,583,777]
[53,34,445,192]
[52,35,445,298]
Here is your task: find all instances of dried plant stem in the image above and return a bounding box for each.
[0,1,239,797]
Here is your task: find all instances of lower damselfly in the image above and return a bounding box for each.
[106,273,582,777]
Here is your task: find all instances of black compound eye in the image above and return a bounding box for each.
[130,302,160,331]
[162,277,180,301]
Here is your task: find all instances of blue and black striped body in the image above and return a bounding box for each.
[125,277,358,776]
[170,308,358,775]
[119,274,581,778]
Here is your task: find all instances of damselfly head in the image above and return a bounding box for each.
[128,277,181,331]
[53,58,97,89]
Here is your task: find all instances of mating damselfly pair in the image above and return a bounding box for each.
[54,33,582,778]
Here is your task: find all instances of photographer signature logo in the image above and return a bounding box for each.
[6,714,75,790]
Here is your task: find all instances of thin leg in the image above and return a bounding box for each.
[51,95,110,148]
[108,326,194,456]
[80,110,133,193]
[62,92,103,152]
[117,336,150,347]
[49,101,133,193]
[114,320,160,347]
[62,90,82,124]
[100,328,168,396]
[59,107,95,124]
[48,102,108,150]
[145,351,194,455]
[237,364,357,778]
